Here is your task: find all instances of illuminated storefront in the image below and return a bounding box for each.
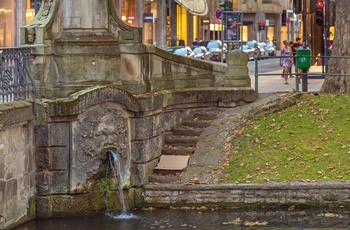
[0,0,41,47]
[0,1,15,47]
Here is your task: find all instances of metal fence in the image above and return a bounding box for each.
[253,55,350,93]
[0,47,40,105]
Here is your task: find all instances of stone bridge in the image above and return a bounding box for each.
[0,0,257,229]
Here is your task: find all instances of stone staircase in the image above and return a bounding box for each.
[149,109,222,184]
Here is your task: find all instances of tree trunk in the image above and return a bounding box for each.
[319,0,350,94]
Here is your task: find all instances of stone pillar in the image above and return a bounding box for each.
[15,0,26,46]
[224,50,251,87]
[156,0,167,49]
[135,0,144,27]
[63,0,108,29]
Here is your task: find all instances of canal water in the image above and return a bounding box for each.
[14,207,350,229]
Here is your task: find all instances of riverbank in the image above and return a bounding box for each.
[144,91,350,208]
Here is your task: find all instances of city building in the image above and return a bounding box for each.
[0,0,302,51]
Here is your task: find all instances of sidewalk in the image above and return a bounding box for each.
[250,65,325,93]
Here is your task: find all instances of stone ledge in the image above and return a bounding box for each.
[47,86,258,117]
[144,182,350,206]
[0,101,33,129]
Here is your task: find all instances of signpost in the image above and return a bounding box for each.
[220,11,243,62]
[222,12,242,42]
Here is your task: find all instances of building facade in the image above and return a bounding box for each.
[1,0,298,50]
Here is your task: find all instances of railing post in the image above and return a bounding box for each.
[254,57,258,93]
[295,63,299,92]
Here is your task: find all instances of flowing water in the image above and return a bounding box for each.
[107,149,130,216]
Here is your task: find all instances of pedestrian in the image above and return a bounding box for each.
[291,37,302,81]
[192,38,199,46]
[280,40,293,85]
[281,41,293,79]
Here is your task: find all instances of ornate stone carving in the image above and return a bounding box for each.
[71,103,131,191]
[22,0,56,45]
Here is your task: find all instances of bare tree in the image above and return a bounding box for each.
[319,0,350,94]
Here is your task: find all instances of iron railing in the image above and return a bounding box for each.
[0,47,41,109]
[253,55,350,93]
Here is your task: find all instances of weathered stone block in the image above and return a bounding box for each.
[50,147,69,171]
[51,171,69,194]
[195,78,213,88]
[5,179,17,200]
[0,180,5,212]
[224,78,251,87]
[48,123,70,146]
[226,66,248,77]
[153,111,180,137]
[36,172,50,195]
[34,125,48,148]
[35,148,50,171]
[131,116,154,140]
[0,155,4,180]
[130,159,158,186]
[226,50,249,66]
[131,136,162,163]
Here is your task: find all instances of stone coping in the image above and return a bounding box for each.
[143,182,350,207]
[47,86,257,117]
[0,101,33,128]
[145,181,350,191]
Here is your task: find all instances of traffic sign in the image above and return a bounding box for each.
[216,9,221,19]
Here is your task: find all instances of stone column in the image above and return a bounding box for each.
[156,0,167,49]
[224,50,251,87]
[135,0,144,27]
[15,0,26,46]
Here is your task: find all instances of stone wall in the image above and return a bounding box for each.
[34,86,228,217]
[0,101,35,230]
[144,183,350,207]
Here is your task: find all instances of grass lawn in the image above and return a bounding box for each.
[224,93,350,183]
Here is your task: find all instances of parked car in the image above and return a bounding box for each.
[192,46,210,60]
[266,43,276,56]
[245,41,260,59]
[241,45,255,60]
[165,46,195,57]
[206,40,226,62]
[257,42,269,59]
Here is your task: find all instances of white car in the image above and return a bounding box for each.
[257,43,269,59]
[166,46,195,57]
[241,45,255,60]
[206,41,224,62]
[266,43,276,56]
[192,46,210,60]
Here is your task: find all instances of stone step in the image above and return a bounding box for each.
[171,126,204,136]
[164,135,199,146]
[181,120,212,128]
[153,155,190,175]
[161,145,195,155]
[193,111,220,120]
[150,108,221,183]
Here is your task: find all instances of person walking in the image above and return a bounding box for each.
[291,37,302,81]
[280,40,293,85]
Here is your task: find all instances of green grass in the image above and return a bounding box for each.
[224,93,350,183]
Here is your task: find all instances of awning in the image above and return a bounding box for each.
[175,0,208,16]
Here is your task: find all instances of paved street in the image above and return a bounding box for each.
[249,62,325,93]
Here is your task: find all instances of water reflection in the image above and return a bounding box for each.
[14,207,350,230]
